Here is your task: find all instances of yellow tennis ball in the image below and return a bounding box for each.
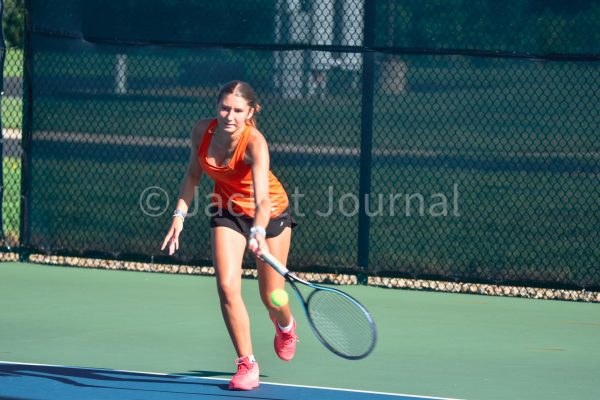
[270,288,289,307]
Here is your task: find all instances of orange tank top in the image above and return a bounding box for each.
[198,119,289,218]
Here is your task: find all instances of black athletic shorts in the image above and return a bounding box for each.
[209,207,297,238]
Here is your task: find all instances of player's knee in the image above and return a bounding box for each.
[216,281,241,303]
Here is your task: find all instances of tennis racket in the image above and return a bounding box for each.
[253,241,377,360]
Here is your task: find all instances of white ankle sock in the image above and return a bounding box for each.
[247,354,256,363]
[278,318,294,333]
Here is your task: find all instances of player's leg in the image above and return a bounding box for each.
[213,226,260,390]
[257,227,298,361]
[212,226,252,358]
[257,227,292,324]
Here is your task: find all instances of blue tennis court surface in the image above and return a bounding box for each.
[0,362,458,400]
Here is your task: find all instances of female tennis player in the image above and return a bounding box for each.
[161,81,298,391]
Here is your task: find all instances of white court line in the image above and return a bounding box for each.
[0,360,464,400]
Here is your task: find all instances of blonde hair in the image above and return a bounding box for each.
[217,80,262,127]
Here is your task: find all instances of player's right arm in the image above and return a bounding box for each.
[161,119,209,254]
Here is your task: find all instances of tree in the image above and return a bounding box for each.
[3,0,25,48]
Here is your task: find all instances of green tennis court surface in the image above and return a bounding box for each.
[1,262,598,399]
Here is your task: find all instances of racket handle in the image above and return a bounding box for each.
[248,238,290,276]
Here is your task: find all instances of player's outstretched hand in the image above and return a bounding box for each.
[161,219,183,255]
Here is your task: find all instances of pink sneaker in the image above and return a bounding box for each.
[270,316,298,361]
[228,357,259,391]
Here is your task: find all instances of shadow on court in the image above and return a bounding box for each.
[0,363,230,399]
[0,362,420,400]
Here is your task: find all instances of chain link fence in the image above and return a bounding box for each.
[2,0,599,291]
[1,0,24,249]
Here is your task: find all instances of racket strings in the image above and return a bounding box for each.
[307,289,375,358]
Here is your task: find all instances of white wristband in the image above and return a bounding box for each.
[173,209,187,221]
[250,225,266,238]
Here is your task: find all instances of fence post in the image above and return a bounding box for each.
[19,0,33,260]
[357,0,375,283]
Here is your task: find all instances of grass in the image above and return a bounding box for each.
[2,49,23,243]
[28,59,599,156]
[3,48,23,79]
[2,49,24,128]
[1,97,22,129]
[368,166,600,286]
[2,157,21,244]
